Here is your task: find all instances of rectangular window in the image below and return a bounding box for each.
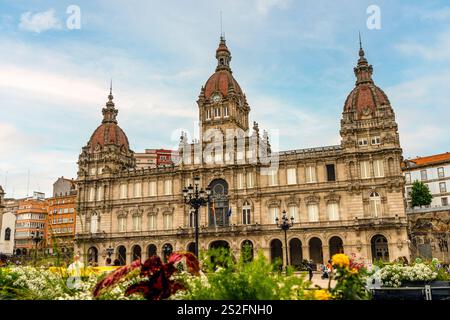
[439,182,447,193]
[287,168,297,185]
[89,187,95,202]
[164,214,172,230]
[306,166,316,183]
[164,180,172,195]
[288,205,299,222]
[371,136,381,145]
[405,173,411,183]
[373,159,385,178]
[133,216,141,231]
[358,138,368,147]
[406,187,412,198]
[438,167,445,179]
[134,182,142,198]
[421,170,428,181]
[149,181,157,196]
[327,203,339,221]
[326,164,336,181]
[269,207,279,224]
[360,161,370,179]
[442,197,448,206]
[120,184,128,199]
[118,217,126,232]
[247,172,254,188]
[148,215,156,230]
[96,186,103,201]
[223,106,229,117]
[307,204,319,222]
[268,170,278,186]
[237,173,244,189]
[237,151,244,160]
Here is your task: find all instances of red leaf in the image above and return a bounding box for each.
[93,259,142,297]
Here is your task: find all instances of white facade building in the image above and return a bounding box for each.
[403,152,450,208]
[0,199,18,255]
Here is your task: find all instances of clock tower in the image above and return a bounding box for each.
[197,36,250,138]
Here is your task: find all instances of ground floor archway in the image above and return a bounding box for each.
[117,245,126,266]
[329,236,344,258]
[309,237,323,265]
[371,234,390,262]
[289,238,303,268]
[132,245,141,261]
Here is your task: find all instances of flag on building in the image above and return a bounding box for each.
[211,199,216,227]
[226,207,232,217]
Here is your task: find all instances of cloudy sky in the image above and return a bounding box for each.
[0,0,449,198]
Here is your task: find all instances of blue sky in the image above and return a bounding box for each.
[0,0,449,198]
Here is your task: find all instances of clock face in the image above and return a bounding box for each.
[212,94,221,103]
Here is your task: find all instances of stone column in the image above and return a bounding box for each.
[302,245,310,261]
[322,245,330,263]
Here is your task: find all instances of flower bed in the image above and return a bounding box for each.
[0,251,371,300]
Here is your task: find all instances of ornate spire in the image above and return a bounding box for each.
[102,83,118,124]
[353,33,373,85]
[215,35,231,72]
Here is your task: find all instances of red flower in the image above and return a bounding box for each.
[92,251,199,300]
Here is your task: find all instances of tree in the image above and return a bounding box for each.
[410,181,433,208]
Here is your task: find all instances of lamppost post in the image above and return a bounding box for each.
[183,176,211,258]
[276,210,294,275]
[30,227,43,266]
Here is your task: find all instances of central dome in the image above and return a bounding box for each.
[202,36,244,100]
[204,70,243,99]
[89,122,130,152]
[87,92,130,152]
[343,44,391,118]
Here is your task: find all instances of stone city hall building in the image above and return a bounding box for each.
[75,37,409,267]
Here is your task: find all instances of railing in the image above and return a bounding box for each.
[74,217,407,241]
[371,284,450,300]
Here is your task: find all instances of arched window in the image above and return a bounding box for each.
[117,245,127,265]
[187,242,196,254]
[242,201,251,225]
[289,238,303,268]
[208,179,229,227]
[309,237,323,265]
[4,228,11,241]
[329,236,344,257]
[147,244,157,258]
[132,245,141,261]
[270,239,283,266]
[241,240,254,262]
[88,247,98,264]
[162,243,173,263]
[370,192,382,217]
[371,235,389,262]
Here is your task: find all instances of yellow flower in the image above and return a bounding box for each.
[350,268,358,274]
[332,253,350,268]
[314,289,332,300]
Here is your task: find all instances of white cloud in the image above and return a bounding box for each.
[256,0,290,16]
[420,6,450,21]
[395,28,450,61]
[18,9,62,33]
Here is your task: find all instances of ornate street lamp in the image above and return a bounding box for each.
[106,246,114,258]
[182,176,211,257]
[30,227,44,265]
[275,210,294,274]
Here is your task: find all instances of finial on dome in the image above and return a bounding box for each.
[216,32,231,71]
[353,33,373,85]
[108,79,114,102]
[102,80,118,123]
